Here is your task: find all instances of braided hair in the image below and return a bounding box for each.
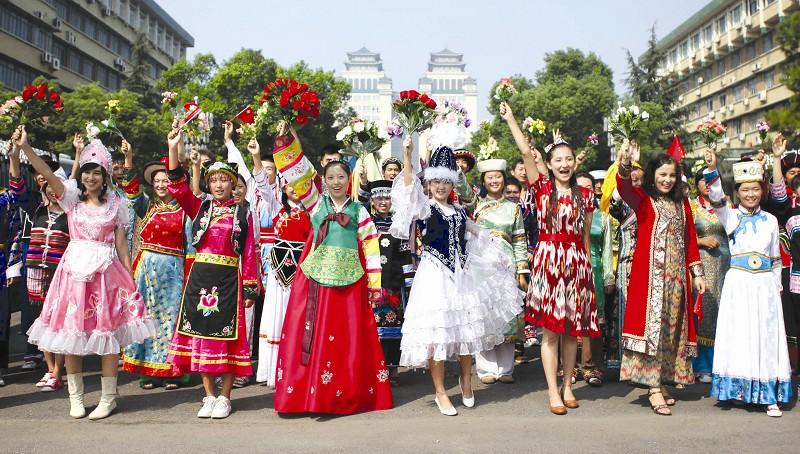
[544,143,584,232]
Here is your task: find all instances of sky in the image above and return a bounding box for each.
[157,0,709,123]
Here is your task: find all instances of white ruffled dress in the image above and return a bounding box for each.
[390,172,523,368]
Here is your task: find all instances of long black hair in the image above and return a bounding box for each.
[643,153,684,203]
[479,170,507,198]
[544,143,583,232]
[77,162,109,203]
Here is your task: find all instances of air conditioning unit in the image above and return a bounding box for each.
[66,31,76,43]
[739,133,746,141]
[723,137,731,144]
[697,76,704,84]
[752,63,762,72]
[744,17,752,27]
[727,104,734,112]
[743,97,750,106]
[41,52,53,64]
[678,94,684,102]
[759,91,767,102]
[113,57,124,68]
[52,18,62,30]
[102,7,113,16]
[50,58,60,71]
[695,89,702,97]
[709,111,716,119]
[117,63,127,72]
[719,107,727,116]
[34,10,46,20]
[721,78,727,87]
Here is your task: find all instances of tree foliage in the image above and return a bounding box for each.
[468,48,616,176]
[766,11,800,144]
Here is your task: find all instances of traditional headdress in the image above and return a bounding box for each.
[367,180,392,199]
[143,157,168,186]
[453,149,476,172]
[381,157,403,172]
[201,160,239,183]
[732,160,764,184]
[79,139,112,174]
[424,121,465,183]
[544,137,570,156]
[589,170,607,181]
[781,150,800,175]
[476,158,507,174]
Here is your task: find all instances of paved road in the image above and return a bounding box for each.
[1,313,798,453]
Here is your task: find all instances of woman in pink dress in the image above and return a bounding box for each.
[164,128,259,419]
[15,126,155,420]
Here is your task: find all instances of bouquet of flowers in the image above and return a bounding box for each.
[235,104,271,141]
[336,118,388,161]
[695,118,726,148]
[0,82,64,129]
[86,99,125,140]
[161,92,210,139]
[493,78,517,102]
[608,103,650,141]
[522,117,547,144]
[437,100,471,128]
[478,137,500,161]
[259,79,321,129]
[756,120,769,143]
[389,90,437,138]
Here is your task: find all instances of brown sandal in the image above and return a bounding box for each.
[648,389,672,416]
[660,386,676,406]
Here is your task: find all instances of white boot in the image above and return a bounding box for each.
[66,373,86,418]
[88,376,118,420]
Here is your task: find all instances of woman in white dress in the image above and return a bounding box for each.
[703,147,793,417]
[389,123,522,416]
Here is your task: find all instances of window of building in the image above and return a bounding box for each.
[748,0,760,15]
[717,58,727,77]
[706,97,714,112]
[669,49,678,66]
[731,5,742,25]
[704,24,713,43]
[731,119,742,135]
[0,4,53,52]
[765,68,776,88]
[763,32,774,52]
[747,77,759,96]
[718,93,727,107]
[734,84,743,101]
[704,66,713,81]
[730,49,741,68]
[0,56,43,91]
[691,33,701,51]
[745,42,757,61]
[679,41,689,59]
[716,15,727,34]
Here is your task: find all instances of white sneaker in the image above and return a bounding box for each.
[36,372,53,388]
[210,396,231,419]
[766,404,782,417]
[697,374,712,384]
[197,396,216,418]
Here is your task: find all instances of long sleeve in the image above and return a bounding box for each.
[703,168,738,234]
[1,188,22,284]
[455,171,475,207]
[511,204,529,274]
[771,219,783,289]
[272,134,320,211]
[616,173,644,213]
[241,213,260,299]
[683,198,703,277]
[120,168,149,218]
[167,168,202,219]
[253,169,281,219]
[389,169,430,240]
[226,141,252,183]
[357,205,381,294]
[601,213,614,286]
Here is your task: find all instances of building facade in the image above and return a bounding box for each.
[418,49,479,134]
[1,0,193,92]
[656,0,798,153]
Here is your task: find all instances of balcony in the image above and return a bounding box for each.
[763,0,781,25]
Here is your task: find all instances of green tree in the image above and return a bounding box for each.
[624,25,684,151]
[125,33,154,97]
[470,49,616,173]
[766,11,800,143]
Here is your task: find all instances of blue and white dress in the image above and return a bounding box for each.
[704,169,793,405]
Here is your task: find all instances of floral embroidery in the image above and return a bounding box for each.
[321,370,333,384]
[183,320,192,331]
[374,314,380,323]
[119,288,140,315]
[222,326,232,335]
[197,286,220,316]
[377,369,389,383]
[336,390,342,397]
[368,387,374,394]
[380,255,388,265]
[328,335,334,341]
[385,311,397,323]
[380,238,390,247]
[66,300,77,315]
[84,295,102,319]
[326,361,331,367]
[287,386,294,394]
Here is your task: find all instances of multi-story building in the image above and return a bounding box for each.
[656,0,798,154]
[1,0,193,92]
[418,49,479,133]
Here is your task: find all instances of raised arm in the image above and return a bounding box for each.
[702,149,736,233]
[616,140,644,212]
[499,101,542,185]
[225,120,253,183]
[70,132,83,179]
[272,121,319,211]
[248,137,281,217]
[403,136,413,187]
[167,128,202,218]
[13,126,63,197]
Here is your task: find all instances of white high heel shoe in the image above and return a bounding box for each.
[434,395,458,416]
[459,378,475,408]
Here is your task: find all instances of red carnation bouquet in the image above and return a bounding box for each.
[696,118,726,149]
[390,90,437,138]
[0,82,64,130]
[259,79,321,129]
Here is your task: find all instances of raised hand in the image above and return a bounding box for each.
[11,125,27,148]
[167,128,183,149]
[359,159,368,181]
[704,149,717,171]
[224,120,234,143]
[773,133,787,157]
[618,139,631,165]
[575,150,586,168]
[72,132,84,153]
[551,128,563,144]
[403,136,413,157]
[498,101,514,122]
[276,120,289,137]
[630,141,641,163]
[247,137,260,156]
[121,139,132,158]
[189,148,200,167]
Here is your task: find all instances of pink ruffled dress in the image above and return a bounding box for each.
[27,179,155,355]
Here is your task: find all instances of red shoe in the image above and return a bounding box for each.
[36,372,53,388]
[40,376,63,392]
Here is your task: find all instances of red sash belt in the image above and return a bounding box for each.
[259,227,275,245]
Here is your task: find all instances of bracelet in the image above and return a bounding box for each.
[690,263,704,279]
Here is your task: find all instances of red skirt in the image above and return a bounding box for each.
[274,240,393,415]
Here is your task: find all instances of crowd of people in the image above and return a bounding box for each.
[0,101,796,420]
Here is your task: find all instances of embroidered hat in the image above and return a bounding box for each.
[79,139,112,174]
[381,157,403,172]
[476,158,507,174]
[143,157,168,185]
[425,146,459,183]
[589,170,607,181]
[453,149,476,172]
[202,160,239,184]
[732,160,764,184]
[368,180,392,198]
[781,150,800,175]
